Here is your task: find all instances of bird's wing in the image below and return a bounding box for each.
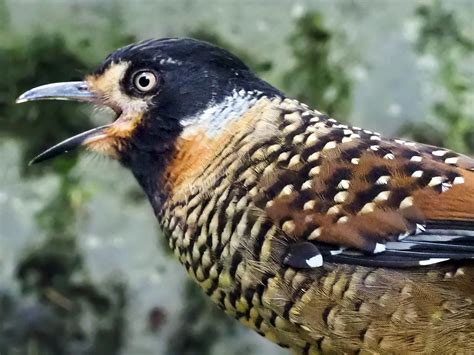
[250,103,474,268]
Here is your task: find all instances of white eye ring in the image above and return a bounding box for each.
[133,71,158,92]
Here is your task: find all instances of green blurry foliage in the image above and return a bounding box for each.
[0,2,136,176]
[0,0,8,32]
[0,4,134,353]
[189,27,272,75]
[9,238,127,355]
[400,0,474,154]
[1,276,126,355]
[189,14,353,121]
[283,12,352,119]
[0,34,92,176]
[1,182,128,355]
[166,280,254,355]
[35,175,89,236]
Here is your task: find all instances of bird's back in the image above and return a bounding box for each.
[159,96,474,353]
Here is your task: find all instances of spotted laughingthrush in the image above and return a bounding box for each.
[17,38,474,353]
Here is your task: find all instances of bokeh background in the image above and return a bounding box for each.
[0,0,473,354]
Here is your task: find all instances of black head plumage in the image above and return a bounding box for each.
[94,38,281,121]
[93,38,282,206]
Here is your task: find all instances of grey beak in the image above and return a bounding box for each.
[16,81,96,103]
[17,81,110,164]
[27,125,111,165]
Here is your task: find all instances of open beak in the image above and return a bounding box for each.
[16,81,112,164]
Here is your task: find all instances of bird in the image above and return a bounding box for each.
[17,38,474,354]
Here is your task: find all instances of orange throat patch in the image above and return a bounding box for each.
[164,98,282,195]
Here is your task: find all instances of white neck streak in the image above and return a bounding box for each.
[180,89,261,138]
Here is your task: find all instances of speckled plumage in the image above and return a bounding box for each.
[18,38,474,354]
[158,96,474,353]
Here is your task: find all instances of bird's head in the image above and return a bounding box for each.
[17,38,281,194]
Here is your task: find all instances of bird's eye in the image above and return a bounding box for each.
[133,71,158,92]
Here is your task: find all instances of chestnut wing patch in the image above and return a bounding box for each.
[250,102,474,268]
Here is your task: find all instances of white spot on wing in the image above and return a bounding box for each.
[398,232,410,240]
[283,123,300,134]
[301,180,313,190]
[374,243,386,253]
[419,258,450,266]
[288,154,301,168]
[306,133,318,147]
[306,254,323,268]
[337,216,349,224]
[374,191,391,201]
[415,224,426,234]
[432,150,448,157]
[428,176,445,186]
[307,152,320,162]
[278,152,290,162]
[315,122,326,128]
[292,134,305,145]
[282,220,296,234]
[303,200,315,210]
[280,185,294,196]
[327,205,342,215]
[400,196,414,209]
[445,157,458,165]
[441,182,452,192]
[375,176,390,185]
[309,166,321,176]
[323,141,337,150]
[334,191,349,203]
[308,227,322,240]
[337,179,351,190]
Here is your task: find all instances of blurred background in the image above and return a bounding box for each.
[0,0,473,354]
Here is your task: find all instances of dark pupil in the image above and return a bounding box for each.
[138,75,150,88]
